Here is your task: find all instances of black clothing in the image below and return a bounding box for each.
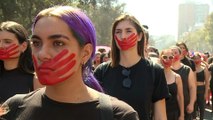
[94,58,169,120]
[166,82,179,120]
[181,57,196,71]
[209,64,213,91]
[172,65,191,120]
[2,88,139,120]
[192,85,205,120]
[172,65,190,108]
[208,64,213,111]
[196,70,205,82]
[0,68,34,102]
[192,69,206,120]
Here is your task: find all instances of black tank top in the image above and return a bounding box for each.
[196,70,205,82]
[0,68,34,102]
[166,80,179,112]
[172,65,190,108]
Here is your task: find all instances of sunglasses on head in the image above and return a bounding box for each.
[121,68,131,88]
[162,55,173,60]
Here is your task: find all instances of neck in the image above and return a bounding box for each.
[180,55,185,60]
[195,64,201,69]
[164,67,171,72]
[119,48,141,68]
[164,68,173,76]
[45,73,98,103]
[3,58,19,70]
[171,61,183,70]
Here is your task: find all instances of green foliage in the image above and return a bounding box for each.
[204,12,213,46]
[0,0,71,30]
[0,0,125,46]
[178,12,213,53]
[76,0,125,45]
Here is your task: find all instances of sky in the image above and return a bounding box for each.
[119,0,180,37]
[120,0,213,38]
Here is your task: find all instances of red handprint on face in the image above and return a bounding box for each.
[33,49,76,85]
[161,60,173,68]
[0,44,19,59]
[173,55,180,62]
[114,33,138,50]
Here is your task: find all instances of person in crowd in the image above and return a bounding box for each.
[143,25,149,58]
[208,56,213,65]
[191,52,210,120]
[147,46,159,58]
[94,14,169,120]
[0,21,42,103]
[100,52,109,63]
[208,62,213,112]
[92,52,101,70]
[97,48,106,53]
[160,49,184,120]
[176,42,196,72]
[207,56,213,112]
[148,52,160,64]
[203,51,210,63]
[1,6,139,120]
[171,46,196,120]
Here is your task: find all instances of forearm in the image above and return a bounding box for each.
[153,99,167,120]
[177,95,184,117]
[189,86,196,105]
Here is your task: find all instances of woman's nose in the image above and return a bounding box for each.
[120,32,127,39]
[37,46,52,62]
[0,41,4,48]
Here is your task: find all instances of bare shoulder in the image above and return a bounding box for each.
[173,71,182,83]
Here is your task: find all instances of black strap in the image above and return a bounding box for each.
[99,93,113,120]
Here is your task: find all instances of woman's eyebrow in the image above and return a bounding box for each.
[48,34,69,40]
[31,34,70,41]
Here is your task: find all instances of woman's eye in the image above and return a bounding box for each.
[115,31,121,34]
[31,40,41,48]
[53,41,64,46]
[4,40,12,44]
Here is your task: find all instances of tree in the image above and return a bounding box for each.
[0,0,70,31]
[76,0,125,45]
[0,0,125,46]
[177,12,213,53]
[204,12,213,47]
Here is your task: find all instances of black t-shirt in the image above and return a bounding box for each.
[94,58,169,120]
[0,68,34,103]
[2,88,139,120]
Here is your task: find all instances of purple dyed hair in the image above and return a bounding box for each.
[32,6,103,92]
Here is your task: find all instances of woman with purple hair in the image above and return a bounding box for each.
[1,6,139,120]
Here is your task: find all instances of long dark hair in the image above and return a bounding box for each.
[0,21,34,74]
[111,14,145,67]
